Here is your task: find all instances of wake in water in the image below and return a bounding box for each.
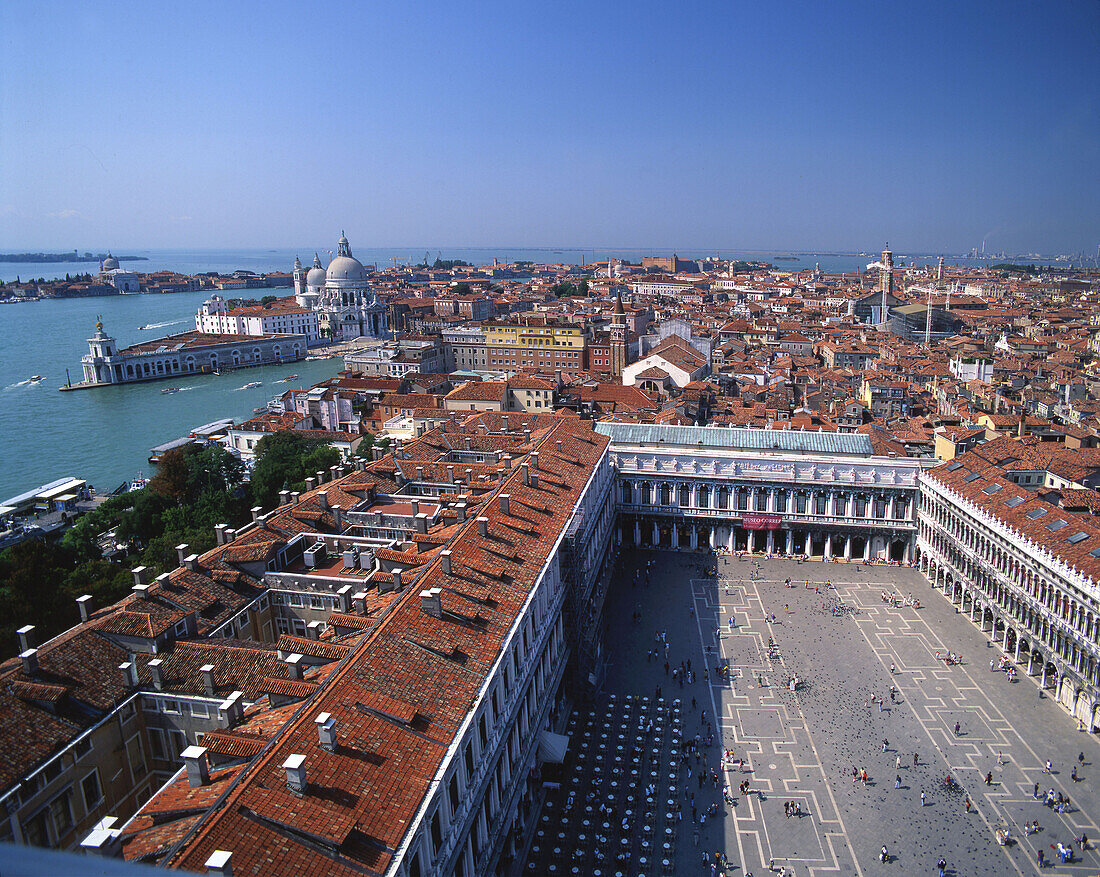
[5,378,40,389]
[140,319,187,330]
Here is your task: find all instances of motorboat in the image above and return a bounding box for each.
[242,381,262,389]
[161,387,180,394]
[28,375,43,382]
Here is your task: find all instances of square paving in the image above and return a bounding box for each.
[525,549,1100,876]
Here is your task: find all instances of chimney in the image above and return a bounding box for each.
[20,648,38,676]
[176,544,190,566]
[316,469,327,485]
[305,477,317,491]
[285,653,304,680]
[502,415,510,432]
[119,661,138,688]
[530,451,539,470]
[80,824,122,858]
[278,490,291,505]
[477,516,489,537]
[465,468,473,484]
[251,506,263,522]
[156,572,170,587]
[441,550,452,574]
[530,471,539,489]
[181,745,210,788]
[291,491,301,504]
[215,523,227,545]
[148,658,164,690]
[131,566,148,587]
[333,505,345,530]
[315,713,337,751]
[455,502,467,523]
[502,454,512,471]
[306,620,323,640]
[416,466,424,482]
[200,663,216,696]
[132,583,150,599]
[411,500,421,516]
[16,625,34,653]
[76,594,92,622]
[184,554,200,571]
[217,691,244,728]
[283,754,307,794]
[420,588,443,617]
[337,584,352,612]
[392,569,403,590]
[414,513,428,534]
[524,428,531,443]
[447,465,455,483]
[522,463,530,485]
[499,494,510,515]
[329,465,340,482]
[353,592,368,613]
[204,850,233,877]
[556,440,563,454]
[317,490,328,510]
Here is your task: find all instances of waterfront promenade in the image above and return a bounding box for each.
[589,552,1100,875]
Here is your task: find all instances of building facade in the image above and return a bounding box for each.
[78,321,306,386]
[598,423,924,562]
[292,234,387,341]
[196,295,320,344]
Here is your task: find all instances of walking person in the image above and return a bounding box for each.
[895,774,901,789]
[937,857,947,877]
[921,790,926,807]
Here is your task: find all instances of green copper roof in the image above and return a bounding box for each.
[595,422,875,456]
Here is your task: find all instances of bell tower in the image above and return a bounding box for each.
[610,290,627,378]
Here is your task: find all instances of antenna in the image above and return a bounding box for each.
[924,286,932,347]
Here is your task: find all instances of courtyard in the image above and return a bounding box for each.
[576,550,1100,875]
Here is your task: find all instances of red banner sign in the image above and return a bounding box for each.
[741,514,783,530]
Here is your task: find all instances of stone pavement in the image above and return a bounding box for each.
[592,549,1100,876]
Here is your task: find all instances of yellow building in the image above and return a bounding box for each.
[484,318,586,370]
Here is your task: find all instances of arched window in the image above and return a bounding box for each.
[717,486,729,509]
[640,482,652,504]
[621,482,633,504]
[698,485,709,508]
[659,483,670,505]
[678,485,690,506]
[735,488,747,511]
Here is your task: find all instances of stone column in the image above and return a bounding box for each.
[652,522,659,547]
[1014,635,1021,663]
[634,521,641,546]
[709,528,715,549]
[864,537,872,562]
[727,528,735,552]
[786,529,794,555]
[1089,701,1097,734]
[671,527,679,549]
[824,533,833,559]
[844,537,852,560]
[690,526,698,549]
[1002,625,1010,651]
[766,530,775,555]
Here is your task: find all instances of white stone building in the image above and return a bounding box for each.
[292,233,387,341]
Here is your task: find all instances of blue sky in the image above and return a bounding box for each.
[1,0,1097,254]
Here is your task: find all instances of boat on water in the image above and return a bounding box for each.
[280,374,299,382]
[242,381,262,389]
[161,387,180,394]
[28,375,43,383]
[138,324,152,330]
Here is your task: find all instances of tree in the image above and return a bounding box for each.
[250,432,342,509]
[452,282,473,296]
[260,295,278,305]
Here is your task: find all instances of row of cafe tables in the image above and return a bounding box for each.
[524,694,684,876]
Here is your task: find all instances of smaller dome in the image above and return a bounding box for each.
[101,253,119,271]
[294,255,303,270]
[306,266,327,287]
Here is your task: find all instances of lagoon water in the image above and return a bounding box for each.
[0,289,344,500]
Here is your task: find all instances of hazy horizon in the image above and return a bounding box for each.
[2,1,1097,254]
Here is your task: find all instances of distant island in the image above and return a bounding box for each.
[0,251,148,264]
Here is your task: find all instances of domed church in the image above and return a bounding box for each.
[292,232,387,341]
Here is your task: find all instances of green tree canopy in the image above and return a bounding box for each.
[250,432,343,509]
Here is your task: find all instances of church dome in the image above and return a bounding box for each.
[326,255,367,283]
[306,266,327,287]
[101,253,119,271]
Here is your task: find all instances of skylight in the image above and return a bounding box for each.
[964,471,981,483]
[1046,519,1068,532]
[1067,532,1089,544]
[1005,497,1025,508]
[1025,508,1048,519]
[982,484,1002,495]
[946,461,964,471]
